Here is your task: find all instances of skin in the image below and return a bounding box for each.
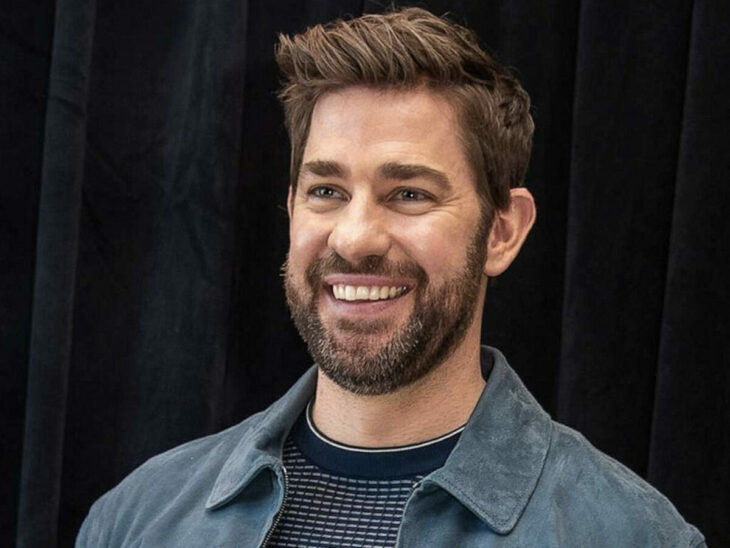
[286,85,536,447]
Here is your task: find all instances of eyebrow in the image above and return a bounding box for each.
[300,160,347,179]
[300,159,452,192]
[378,162,452,191]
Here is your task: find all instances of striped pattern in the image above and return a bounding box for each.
[267,439,422,547]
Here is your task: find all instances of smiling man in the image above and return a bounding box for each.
[78,8,704,547]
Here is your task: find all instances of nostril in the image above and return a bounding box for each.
[327,225,392,263]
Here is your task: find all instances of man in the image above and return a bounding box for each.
[78,8,705,547]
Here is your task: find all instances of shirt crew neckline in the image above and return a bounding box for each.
[292,401,464,479]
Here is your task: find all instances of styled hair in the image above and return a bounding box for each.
[275,7,534,221]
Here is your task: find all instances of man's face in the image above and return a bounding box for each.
[284,86,489,395]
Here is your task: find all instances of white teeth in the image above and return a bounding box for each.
[332,284,407,302]
[345,285,356,301]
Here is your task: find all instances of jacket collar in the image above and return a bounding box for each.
[206,347,552,535]
[205,368,317,510]
[427,346,552,534]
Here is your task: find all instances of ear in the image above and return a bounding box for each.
[484,188,536,277]
[287,185,294,219]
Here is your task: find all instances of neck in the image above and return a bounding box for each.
[311,325,486,448]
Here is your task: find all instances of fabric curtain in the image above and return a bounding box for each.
[1,0,727,545]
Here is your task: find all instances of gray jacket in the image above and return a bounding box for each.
[77,347,705,547]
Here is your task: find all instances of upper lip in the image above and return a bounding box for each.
[322,274,413,288]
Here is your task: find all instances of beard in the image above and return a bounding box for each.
[283,224,488,396]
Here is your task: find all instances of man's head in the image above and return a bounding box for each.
[277,8,536,395]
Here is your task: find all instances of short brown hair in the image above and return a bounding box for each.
[275,7,534,221]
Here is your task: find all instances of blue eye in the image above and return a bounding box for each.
[396,189,429,201]
[309,186,342,199]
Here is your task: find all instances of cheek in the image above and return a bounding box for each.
[396,222,471,282]
[288,217,330,272]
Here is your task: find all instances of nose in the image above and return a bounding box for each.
[327,196,391,264]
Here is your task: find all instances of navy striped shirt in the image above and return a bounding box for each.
[266,402,463,547]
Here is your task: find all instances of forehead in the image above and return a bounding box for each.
[303,86,469,175]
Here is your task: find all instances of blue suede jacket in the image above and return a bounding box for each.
[77,347,705,547]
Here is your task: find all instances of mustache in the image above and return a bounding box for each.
[304,253,428,286]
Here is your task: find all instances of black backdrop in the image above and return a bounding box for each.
[1,0,728,546]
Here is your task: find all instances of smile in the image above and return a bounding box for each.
[331,284,409,302]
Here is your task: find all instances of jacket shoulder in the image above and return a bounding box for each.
[115,409,266,489]
[76,410,266,545]
[532,421,704,547]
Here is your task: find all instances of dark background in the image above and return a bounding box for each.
[2,0,728,546]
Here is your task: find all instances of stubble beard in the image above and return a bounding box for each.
[284,226,488,396]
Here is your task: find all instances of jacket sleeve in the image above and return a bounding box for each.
[75,494,111,547]
[688,529,707,548]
